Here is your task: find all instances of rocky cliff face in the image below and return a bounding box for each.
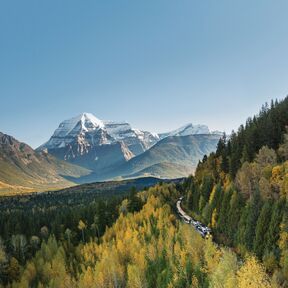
[37,113,159,171]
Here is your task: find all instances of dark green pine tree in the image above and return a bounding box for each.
[244,190,262,251]
[221,152,229,174]
[227,190,244,245]
[192,184,200,212]
[216,133,229,174]
[264,199,286,254]
[127,187,143,213]
[216,134,226,157]
[229,153,239,179]
[253,201,273,258]
[216,189,232,237]
[186,178,198,212]
[236,205,249,249]
[241,145,250,164]
[199,175,214,212]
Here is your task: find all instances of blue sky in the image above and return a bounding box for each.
[1,0,288,148]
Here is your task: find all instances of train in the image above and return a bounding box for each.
[176,197,212,239]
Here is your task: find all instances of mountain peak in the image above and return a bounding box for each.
[78,113,104,131]
[177,123,210,134]
[159,123,210,139]
[80,112,102,123]
[54,113,104,138]
[38,113,160,159]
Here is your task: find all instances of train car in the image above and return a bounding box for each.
[191,220,197,226]
[176,197,212,239]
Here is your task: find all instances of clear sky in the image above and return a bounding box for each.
[1,0,288,148]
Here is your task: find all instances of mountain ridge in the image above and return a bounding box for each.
[0,114,223,194]
[0,132,91,194]
[37,113,222,174]
[117,134,221,178]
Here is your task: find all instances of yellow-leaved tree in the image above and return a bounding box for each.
[237,256,271,288]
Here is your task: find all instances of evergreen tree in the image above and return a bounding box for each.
[244,190,262,251]
[199,175,213,212]
[253,201,272,258]
[227,190,244,245]
[216,189,232,238]
[264,199,285,254]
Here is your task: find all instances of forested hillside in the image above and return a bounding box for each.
[0,184,145,287]
[182,97,288,286]
[0,183,273,287]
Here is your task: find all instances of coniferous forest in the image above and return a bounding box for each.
[0,98,288,287]
[183,97,288,286]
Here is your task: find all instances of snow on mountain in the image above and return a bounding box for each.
[211,130,224,136]
[37,113,222,175]
[60,113,103,134]
[39,114,222,153]
[103,121,137,141]
[159,123,211,139]
[41,113,106,148]
[38,113,160,167]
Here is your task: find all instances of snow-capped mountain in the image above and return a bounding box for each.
[102,121,159,155]
[39,113,159,154]
[159,123,222,139]
[37,113,222,177]
[37,113,159,171]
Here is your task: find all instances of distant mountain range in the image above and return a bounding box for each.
[0,113,222,194]
[117,134,221,179]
